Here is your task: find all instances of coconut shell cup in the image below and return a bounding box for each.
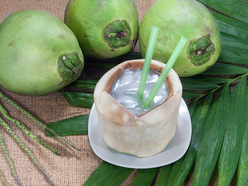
[94,59,182,157]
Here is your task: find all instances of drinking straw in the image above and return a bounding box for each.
[143,36,187,108]
[137,26,159,99]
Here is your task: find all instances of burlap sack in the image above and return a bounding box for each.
[0,0,220,185]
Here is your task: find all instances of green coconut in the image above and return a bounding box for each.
[139,0,221,77]
[64,0,139,59]
[0,10,84,96]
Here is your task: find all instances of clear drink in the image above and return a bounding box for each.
[110,68,169,116]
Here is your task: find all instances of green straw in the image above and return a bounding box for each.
[143,36,187,108]
[137,26,159,99]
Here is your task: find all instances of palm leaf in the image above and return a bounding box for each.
[83,162,133,186]
[156,165,172,186]
[67,79,99,89]
[237,83,248,186]
[61,92,94,108]
[182,76,231,89]
[203,63,248,75]
[218,76,248,185]
[193,84,230,185]
[131,168,159,186]
[182,90,204,99]
[199,0,248,24]
[46,115,89,136]
[181,78,219,90]
[211,11,248,65]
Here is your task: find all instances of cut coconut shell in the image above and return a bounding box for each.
[94,59,182,157]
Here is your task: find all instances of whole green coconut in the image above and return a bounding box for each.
[64,0,139,59]
[0,10,84,95]
[139,0,221,77]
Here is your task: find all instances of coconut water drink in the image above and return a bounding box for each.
[110,68,169,116]
[94,59,182,157]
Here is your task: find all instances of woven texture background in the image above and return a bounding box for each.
[0,0,218,185]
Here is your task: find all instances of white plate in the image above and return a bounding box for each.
[88,99,192,169]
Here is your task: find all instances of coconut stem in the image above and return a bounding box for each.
[0,92,81,151]
[0,103,60,155]
[0,132,22,186]
[0,169,10,186]
[0,118,54,186]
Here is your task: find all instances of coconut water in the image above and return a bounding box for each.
[110,68,169,116]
